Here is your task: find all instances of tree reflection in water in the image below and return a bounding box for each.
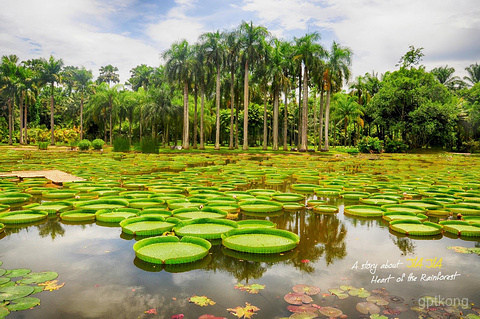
[36,216,65,240]
[390,235,416,255]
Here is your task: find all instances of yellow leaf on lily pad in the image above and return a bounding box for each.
[227,302,260,318]
[189,295,216,307]
[38,280,65,291]
[235,283,265,294]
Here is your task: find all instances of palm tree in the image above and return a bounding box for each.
[239,21,268,150]
[323,42,352,151]
[38,55,64,145]
[97,65,120,85]
[73,67,93,140]
[163,40,193,149]
[200,31,225,150]
[294,32,325,151]
[128,64,153,91]
[332,92,363,146]
[224,29,241,150]
[464,63,480,87]
[0,55,19,145]
[89,82,123,144]
[431,65,461,90]
[191,45,207,149]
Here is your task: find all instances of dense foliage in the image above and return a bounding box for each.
[0,24,479,152]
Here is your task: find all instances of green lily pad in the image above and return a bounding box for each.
[17,271,58,284]
[292,284,321,296]
[173,218,237,239]
[390,220,443,236]
[221,228,299,254]
[0,285,34,301]
[318,306,343,317]
[0,210,48,224]
[120,216,177,236]
[328,288,349,299]
[344,205,386,218]
[5,296,40,311]
[5,268,31,278]
[356,302,380,315]
[0,278,10,286]
[0,305,9,318]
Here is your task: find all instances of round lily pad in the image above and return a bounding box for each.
[312,205,339,214]
[75,198,129,211]
[318,306,343,317]
[356,301,380,315]
[60,209,97,222]
[382,212,428,222]
[95,208,139,223]
[0,210,48,224]
[289,312,318,319]
[292,284,321,296]
[6,296,40,311]
[239,199,283,213]
[439,220,480,237]
[389,220,443,236]
[5,268,31,278]
[120,216,177,236]
[172,207,227,220]
[17,271,58,284]
[284,292,313,305]
[0,285,34,301]
[272,193,305,202]
[287,304,319,314]
[381,204,426,214]
[133,235,211,264]
[344,205,386,218]
[221,228,299,254]
[173,218,237,239]
[236,220,276,229]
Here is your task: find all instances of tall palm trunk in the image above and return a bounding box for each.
[235,88,240,149]
[139,107,143,142]
[50,84,55,145]
[19,92,24,145]
[182,81,189,149]
[300,65,308,151]
[200,82,205,150]
[109,95,113,145]
[262,88,268,150]
[80,92,84,140]
[24,99,28,144]
[272,86,279,150]
[318,86,324,151]
[283,91,288,151]
[324,87,332,151]
[193,84,198,149]
[215,66,221,150]
[243,60,249,150]
[8,99,13,145]
[297,69,302,148]
[229,67,235,150]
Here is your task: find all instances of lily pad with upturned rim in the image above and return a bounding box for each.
[439,220,480,237]
[120,216,178,236]
[60,209,97,222]
[95,208,139,223]
[221,228,299,254]
[172,207,228,220]
[312,205,339,214]
[133,235,211,264]
[389,220,443,236]
[236,220,276,229]
[239,199,283,213]
[0,210,48,224]
[173,218,237,239]
[344,205,385,218]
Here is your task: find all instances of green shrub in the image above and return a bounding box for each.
[358,136,383,153]
[384,137,408,153]
[91,139,105,150]
[38,142,49,150]
[113,137,130,152]
[77,139,91,151]
[140,137,159,154]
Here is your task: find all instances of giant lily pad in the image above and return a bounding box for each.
[344,205,386,218]
[439,220,480,237]
[0,210,48,224]
[284,292,313,305]
[6,296,40,311]
[95,208,139,223]
[173,207,228,220]
[173,218,237,239]
[390,220,443,236]
[356,302,380,315]
[0,285,34,301]
[222,228,299,254]
[120,216,178,236]
[60,209,97,222]
[239,199,283,213]
[133,235,211,264]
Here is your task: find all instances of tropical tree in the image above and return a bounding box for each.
[0,55,19,145]
[89,82,123,144]
[163,40,193,149]
[17,63,38,144]
[128,64,153,91]
[294,32,325,151]
[431,65,462,90]
[332,92,363,146]
[200,31,225,150]
[72,67,93,140]
[323,42,352,151]
[38,55,64,145]
[239,21,268,150]
[464,63,480,87]
[97,65,120,85]
[224,29,241,149]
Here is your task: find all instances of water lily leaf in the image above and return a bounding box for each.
[292,284,321,296]
[227,302,259,318]
[235,283,265,294]
[31,286,44,294]
[0,269,5,276]
[287,304,318,313]
[328,288,349,300]
[6,268,31,278]
[284,293,313,305]
[370,315,388,319]
[289,312,318,319]
[17,271,58,284]
[189,295,216,307]
[0,305,10,318]
[5,296,40,311]
[0,285,34,301]
[0,278,10,286]
[356,302,380,315]
[367,295,389,306]
[318,306,343,317]
[38,280,65,291]
[348,288,370,298]
[339,285,355,291]
[198,315,228,319]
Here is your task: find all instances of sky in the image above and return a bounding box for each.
[1,0,479,84]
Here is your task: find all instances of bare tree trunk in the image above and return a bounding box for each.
[262,89,268,150]
[8,99,13,145]
[313,88,316,150]
[80,93,84,140]
[139,107,143,142]
[215,66,221,150]
[24,99,28,144]
[283,91,288,151]
[235,91,240,149]
[200,82,205,150]
[109,95,113,145]
[318,86,324,151]
[182,81,190,149]
[273,87,279,150]
[229,68,235,150]
[324,88,331,151]
[50,85,55,146]
[19,92,24,145]
[243,60,249,150]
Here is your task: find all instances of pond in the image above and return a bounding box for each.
[0,150,479,318]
